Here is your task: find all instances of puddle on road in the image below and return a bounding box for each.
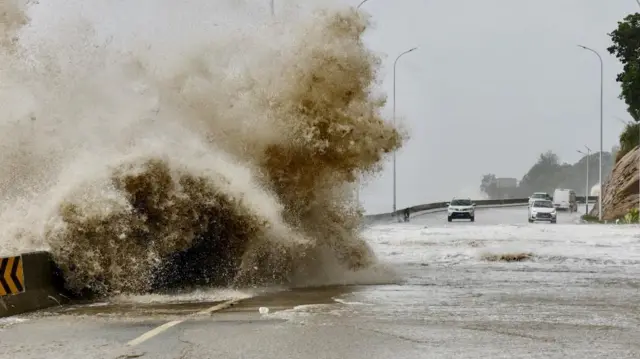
[44,285,361,318]
[228,285,358,312]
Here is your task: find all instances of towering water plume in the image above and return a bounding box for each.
[0,0,403,296]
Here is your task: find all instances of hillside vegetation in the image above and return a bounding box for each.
[480,150,615,199]
[608,13,640,162]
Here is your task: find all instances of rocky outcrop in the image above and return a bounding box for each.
[590,147,640,220]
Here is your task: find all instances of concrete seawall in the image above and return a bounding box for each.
[0,251,69,318]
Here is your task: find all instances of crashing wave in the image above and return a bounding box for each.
[0,1,403,296]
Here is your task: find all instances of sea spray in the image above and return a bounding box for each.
[0,0,403,296]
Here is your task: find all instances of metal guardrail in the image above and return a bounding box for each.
[363,196,598,225]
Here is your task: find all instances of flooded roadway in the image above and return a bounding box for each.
[1,206,639,358]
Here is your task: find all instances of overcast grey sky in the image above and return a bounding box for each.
[353,0,635,214]
[13,0,631,215]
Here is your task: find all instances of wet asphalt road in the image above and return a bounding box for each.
[1,206,639,359]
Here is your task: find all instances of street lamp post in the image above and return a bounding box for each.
[392,47,418,214]
[357,0,371,9]
[577,146,591,214]
[269,0,274,17]
[578,44,604,221]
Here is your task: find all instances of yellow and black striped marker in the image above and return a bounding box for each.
[0,256,24,296]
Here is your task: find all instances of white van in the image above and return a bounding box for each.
[552,188,577,212]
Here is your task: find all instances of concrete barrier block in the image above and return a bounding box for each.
[0,251,69,318]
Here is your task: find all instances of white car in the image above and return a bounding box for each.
[528,192,552,205]
[447,198,476,222]
[528,199,557,223]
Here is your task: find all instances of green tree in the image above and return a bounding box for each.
[518,151,562,194]
[608,13,640,121]
[617,122,640,162]
[480,174,499,198]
